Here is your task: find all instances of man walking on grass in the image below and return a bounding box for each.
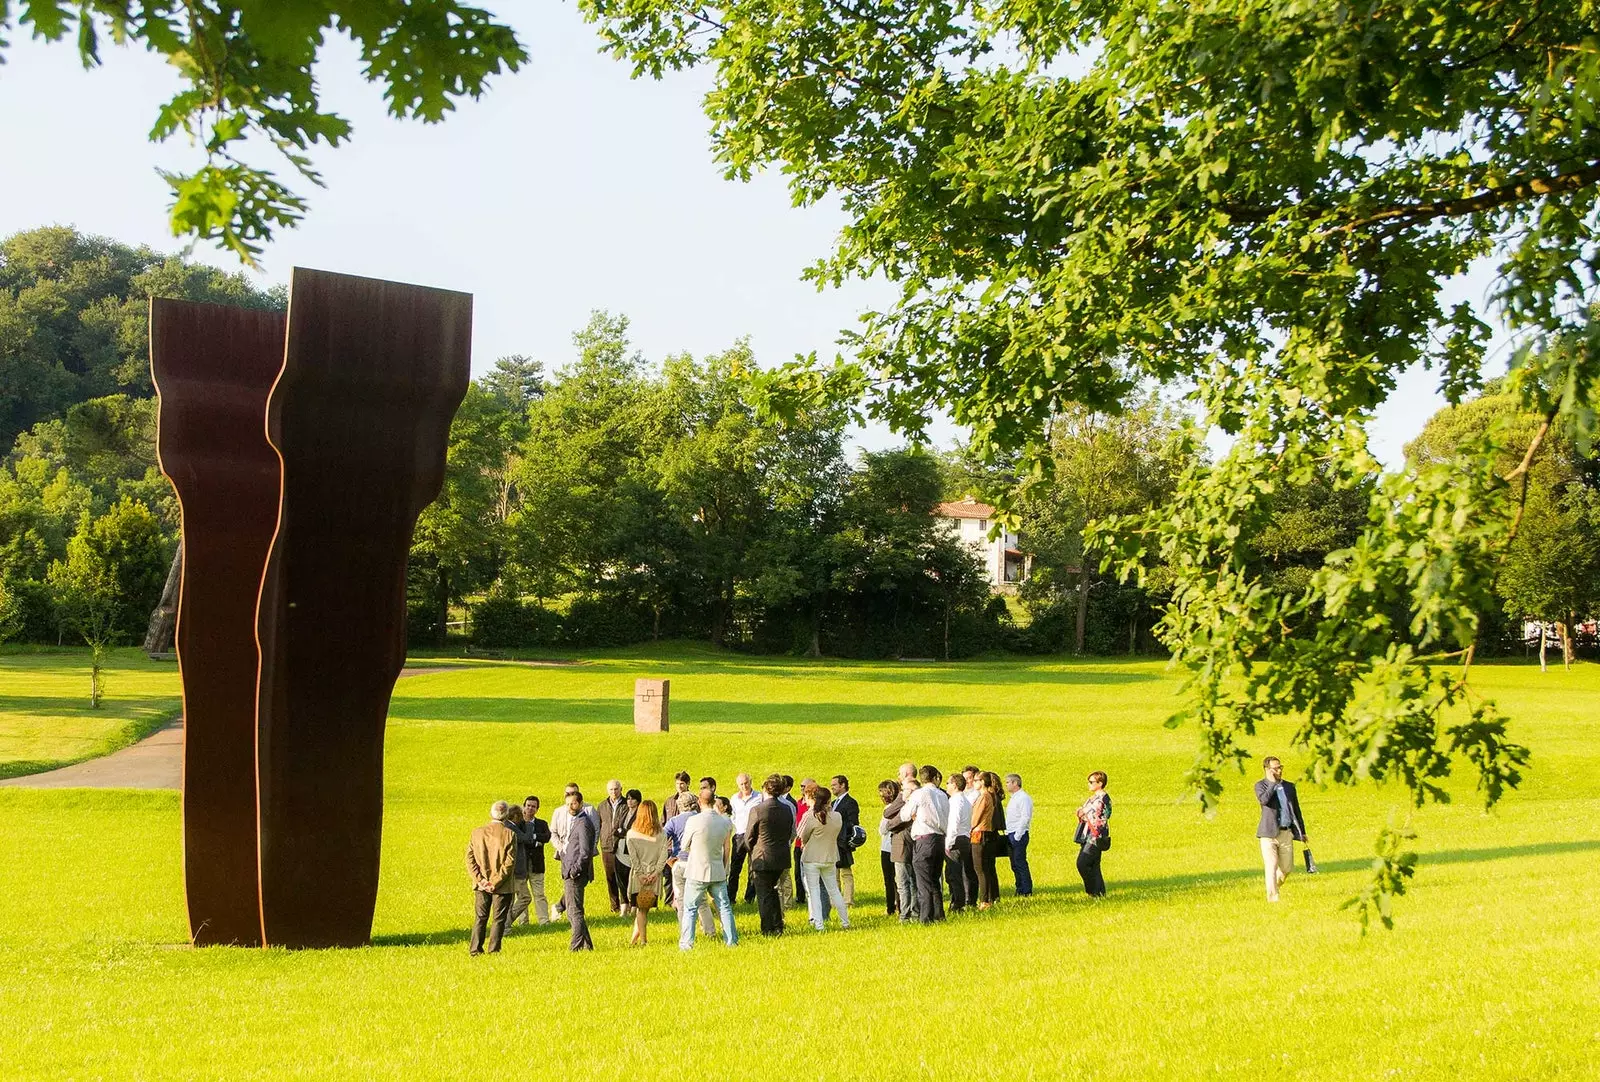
[465,800,518,955]
[1254,756,1308,903]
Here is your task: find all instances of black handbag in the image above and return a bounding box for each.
[1096,830,1110,852]
[1303,847,1317,874]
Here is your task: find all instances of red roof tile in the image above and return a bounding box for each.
[935,499,996,519]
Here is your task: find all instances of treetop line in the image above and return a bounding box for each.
[5,0,1599,925]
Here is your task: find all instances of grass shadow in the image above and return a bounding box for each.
[385,698,970,726]
[1032,839,1600,900]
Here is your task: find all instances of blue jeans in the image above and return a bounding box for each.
[1008,832,1033,895]
[680,878,738,950]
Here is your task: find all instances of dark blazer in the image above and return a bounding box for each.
[513,817,552,875]
[1254,779,1307,842]
[746,797,795,871]
[562,808,596,882]
[597,798,624,854]
[833,793,861,868]
[883,797,913,862]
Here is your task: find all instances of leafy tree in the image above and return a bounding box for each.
[744,403,852,655]
[0,227,282,448]
[8,395,171,519]
[0,576,21,644]
[582,0,1600,919]
[480,355,546,415]
[4,5,525,262]
[1017,394,1191,652]
[652,344,774,645]
[507,312,657,599]
[1500,485,1600,669]
[1411,384,1600,669]
[1247,473,1374,597]
[826,447,987,658]
[47,497,169,703]
[408,384,518,646]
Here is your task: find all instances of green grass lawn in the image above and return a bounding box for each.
[0,644,1596,1080]
[0,647,181,779]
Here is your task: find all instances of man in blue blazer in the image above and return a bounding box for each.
[560,789,596,950]
[1254,756,1308,902]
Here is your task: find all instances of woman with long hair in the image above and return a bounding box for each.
[969,772,1005,909]
[1074,771,1112,897]
[624,799,668,945]
[798,781,851,930]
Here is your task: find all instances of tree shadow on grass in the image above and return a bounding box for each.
[385,698,971,726]
[369,921,576,947]
[1032,839,1600,901]
[444,652,1167,688]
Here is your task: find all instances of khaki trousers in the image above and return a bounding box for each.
[511,873,550,925]
[839,865,855,905]
[1260,830,1294,900]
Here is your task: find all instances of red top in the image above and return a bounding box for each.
[794,800,809,847]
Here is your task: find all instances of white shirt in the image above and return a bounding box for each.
[1005,789,1033,837]
[730,790,763,834]
[899,783,950,839]
[878,814,893,854]
[945,787,973,849]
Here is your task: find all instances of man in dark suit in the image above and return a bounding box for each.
[561,788,596,950]
[819,774,860,924]
[745,773,795,935]
[1254,756,1308,903]
[597,779,626,913]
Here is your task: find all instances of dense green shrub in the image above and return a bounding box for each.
[560,595,652,648]
[469,596,561,648]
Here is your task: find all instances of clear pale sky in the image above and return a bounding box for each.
[0,4,1510,466]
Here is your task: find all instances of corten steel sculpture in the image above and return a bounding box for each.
[255,269,471,948]
[151,299,287,948]
[151,269,471,949]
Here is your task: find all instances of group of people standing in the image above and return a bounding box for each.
[464,762,1118,955]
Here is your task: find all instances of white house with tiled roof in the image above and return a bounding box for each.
[934,497,1031,590]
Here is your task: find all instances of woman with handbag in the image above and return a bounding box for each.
[1074,771,1112,897]
[969,771,1005,909]
[625,799,668,945]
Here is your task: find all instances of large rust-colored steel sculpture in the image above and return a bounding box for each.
[152,300,286,947]
[256,270,472,948]
[151,269,471,949]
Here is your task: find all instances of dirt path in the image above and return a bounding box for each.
[0,664,483,791]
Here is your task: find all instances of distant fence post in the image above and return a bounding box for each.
[634,678,669,733]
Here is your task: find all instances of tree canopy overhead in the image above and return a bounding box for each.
[2,2,526,262]
[581,0,1600,922]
